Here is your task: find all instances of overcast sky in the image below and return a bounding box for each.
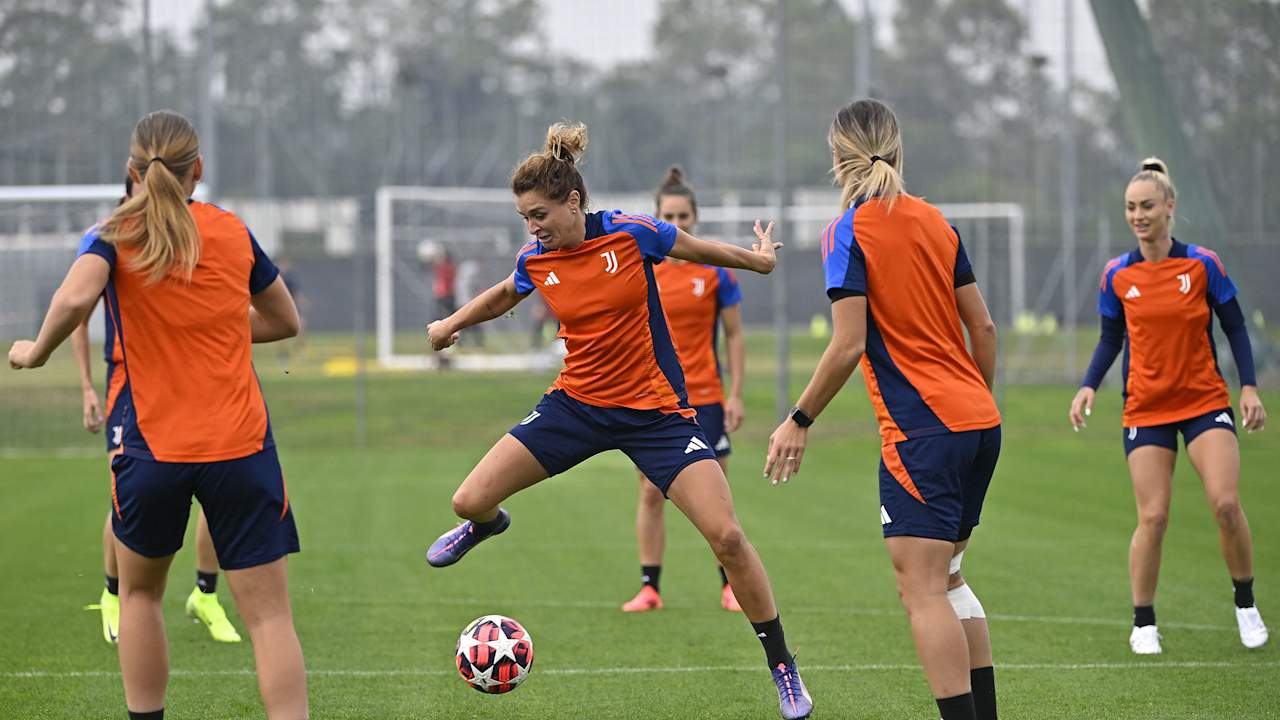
[152,0,1113,89]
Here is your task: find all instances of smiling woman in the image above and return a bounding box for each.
[422,122,813,719]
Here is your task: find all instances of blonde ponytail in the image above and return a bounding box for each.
[99,111,201,285]
[829,98,906,211]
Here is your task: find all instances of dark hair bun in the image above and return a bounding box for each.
[1140,156,1168,175]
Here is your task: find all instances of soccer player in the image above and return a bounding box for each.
[74,177,241,646]
[621,165,747,614]
[8,110,307,720]
[765,99,1001,720]
[1069,158,1268,654]
[425,122,813,719]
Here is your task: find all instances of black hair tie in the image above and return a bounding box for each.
[148,157,166,166]
[870,155,884,165]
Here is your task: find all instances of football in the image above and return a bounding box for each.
[455,615,535,694]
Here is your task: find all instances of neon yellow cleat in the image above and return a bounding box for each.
[185,587,242,643]
[84,588,120,645]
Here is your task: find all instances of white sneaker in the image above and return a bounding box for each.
[1236,607,1268,649]
[1130,624,1162,654]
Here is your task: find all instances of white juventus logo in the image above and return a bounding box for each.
[600,250,619,274]
[544,272,561,286]
[684,436,709,454]
[692,278,705,297]
[1125,285,1142,300]
[112,425,123,446]
[519,411,541,426]
[1177,273,1192,294]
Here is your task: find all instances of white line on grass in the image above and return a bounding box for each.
[5,660,1276,680]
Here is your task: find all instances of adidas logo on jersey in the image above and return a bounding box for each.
[544,272,560,286]
[1215,412,1234,426]
[1125,285,1141,299]
[684,436,709,454]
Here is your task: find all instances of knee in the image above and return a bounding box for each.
[639,482,665,510]
[1137,511,1169,537]
[708,525,749,562]
[1212,496,1242,528]
[451,488,483,519]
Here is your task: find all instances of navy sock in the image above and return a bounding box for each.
[936,692,978,720]
[641,565,661,593]
[105,575,119,596]
[474,511,506,535]
[1233,577,1255,609]
[1134,605,1156,627]
[196,571,217,594]
[751,615,793,668]
[718,566,729,588]
[971,666,997,720]
[128,709,163,719]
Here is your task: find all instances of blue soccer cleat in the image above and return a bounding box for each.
[426,509,511,568]
[772,659,813,720]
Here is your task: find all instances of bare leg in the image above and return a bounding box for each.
[195,507,219,575]
[225,557,308,719]
[948,540,991,669]
[886,535,969,699]
[450,434,550,522]
[1186,429,1253,581]
[113,539,174,714]
[636,473,665,566]
[665,459,776,622]
[103,511,118,579]
[1127,446,1176,606]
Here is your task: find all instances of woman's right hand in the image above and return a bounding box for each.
[750,220,782,274]
[83,389,104,433]
[1069,386,1095,431]
[426,320,460,352]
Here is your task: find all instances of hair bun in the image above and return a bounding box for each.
[662,165,685,186]
[544,121,589,164]
[1140,156,1168,175]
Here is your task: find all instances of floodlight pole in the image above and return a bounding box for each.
[1060,0,1078,377]
[141,0,153,113]
[772,0,792,422]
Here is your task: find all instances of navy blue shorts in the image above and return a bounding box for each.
[509,389,718,495]
[694,403,731,458]
[879,426,1001,542]
[1123,407,1236,456]
[110,446,299,570]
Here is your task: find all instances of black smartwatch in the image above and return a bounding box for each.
[788,406,814,428]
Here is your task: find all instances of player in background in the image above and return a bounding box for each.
[1069,158,1268,653]
[621,165,747,614]
[425,122,813,719]
[9,110,307,719]
[765,99,1001,720]
[75,177,241,646]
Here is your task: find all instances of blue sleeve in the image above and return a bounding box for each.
[1098,267,1123,319]
[714,267,742,308]
[1081,313,1125,389]
[606,212,677,261]
[248,231,280,294]
[953,228,976,288]
[1215,298,1257,387]
[76,227,117,268]
[823,213,866,301]
[1191,245,1238,306]
[513,250,535,295]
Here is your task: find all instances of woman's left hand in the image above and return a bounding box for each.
[765,417,807,485]
[724,395,745,433]
[1241,385,1267,432]
[7,340,42,370]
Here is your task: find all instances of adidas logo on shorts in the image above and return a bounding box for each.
[684,436,709,454]
[1215,412,1233,426]
[714,435,731,452]
[880,505,892,525]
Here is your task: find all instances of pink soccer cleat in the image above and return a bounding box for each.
[621,585,663,612]
[721,583,743,612]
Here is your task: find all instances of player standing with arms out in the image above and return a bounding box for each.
[765,99,1001,720]
[9,110,307,720]
[621,166,747,614]
[1069,158,1268,653]
[425,122,812,719]
[74,177,241,646]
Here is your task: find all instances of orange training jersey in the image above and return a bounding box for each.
[653,261,742,406]
[77,201,280,462]
[1099,240,1235,427]
[820,195,1000,445]
[512,210,694,417]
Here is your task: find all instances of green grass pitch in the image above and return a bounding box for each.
[1,333,1277,718]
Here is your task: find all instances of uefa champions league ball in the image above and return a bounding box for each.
[455,615,534,694]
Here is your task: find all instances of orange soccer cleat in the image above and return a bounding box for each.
[621,585,663,612]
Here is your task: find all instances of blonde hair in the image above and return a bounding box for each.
[99,111,201,284]
[511,121,590,208]
[829,98,906,211]
[1128,157,1177,230]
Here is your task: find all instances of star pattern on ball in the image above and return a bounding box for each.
[457,629,486,658]
[468,663,499,690]
[487,629,521,663]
